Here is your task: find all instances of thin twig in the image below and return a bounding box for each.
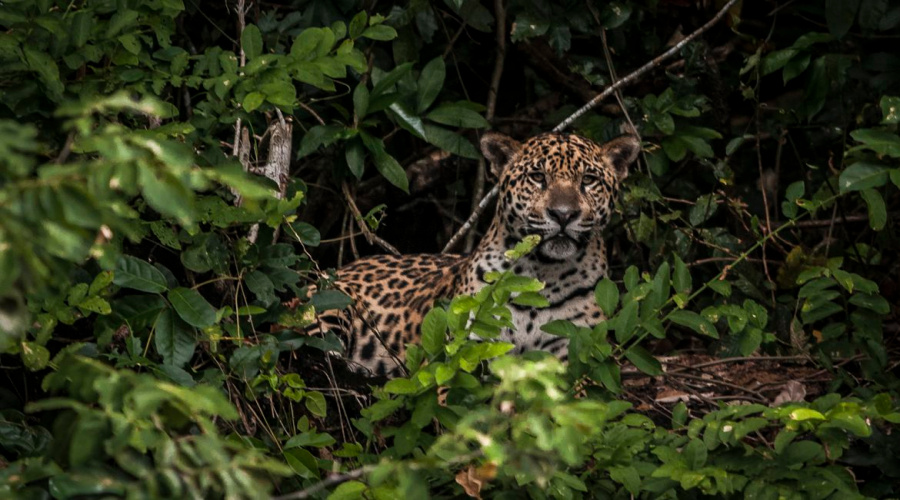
[298,101,326,126]
[273,466,376,500]
[465,0,507,252]
[54,131,75,164]
[443,0,740,251]
[442,184,499,253]
[232,0,248,157]
[666,372,769,403]
[342,182,401,256]
[665,355,814,371]
[273,452,483,500]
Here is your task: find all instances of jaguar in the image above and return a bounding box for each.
[320,131,640,376]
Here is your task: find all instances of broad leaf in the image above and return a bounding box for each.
[839,162,889,192]
[241,24,263,59]
[167,287,217,328]
[114,256,168,293]
[153,307,197,367]
[624,345,662,375]
[594,278,619,316]
[416,57,445,113]
[669,310,718,338]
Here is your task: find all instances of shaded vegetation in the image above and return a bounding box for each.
[1,0,899,498]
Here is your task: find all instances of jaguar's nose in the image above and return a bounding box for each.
[547,207,578,226]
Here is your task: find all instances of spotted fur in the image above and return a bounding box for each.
[322,132,640,376]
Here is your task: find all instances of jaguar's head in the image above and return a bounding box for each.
[481,132,640,261]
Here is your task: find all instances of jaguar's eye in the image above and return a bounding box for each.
[582,174,600,186]
[528,171,546,184]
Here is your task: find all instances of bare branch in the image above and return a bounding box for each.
[465,0,507,252]
[342,182,401,256]
[443,184,500,253]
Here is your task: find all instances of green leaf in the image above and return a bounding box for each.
[20,342,50,371]
[426,104,490,129]
[594,278,619,316]
[360,132,409,192]
[850,128,900,157]
[118,34,141,55]
[511,291,549,307]
[417,57,445,113]
[353,83,369,119]
[389,101,426,139]
[291,28,323,60]
[77,296,111,315]
[106,9,139,37]
[153,308,197,367]
[421,308,447,355]
[624,345,662,375]
[782,441,824,464]
[599,2,633,29]
[310,290,353,311]
[284,447,320,478]
[678,134,714,158]
[673,254,691,295]
[139,168,195,225]
[859,189,886,230]
[305,391,327,417]
[689,194,718,226]
[285,431,336,449]
[669,310,718,338]
[297,125,345,158]
[371,62,414,97]
[328,481,368,500]
[783,52,811,84]
[241,24,263,59]
[609,466,640,494]
[790,408,825,421]
[592,360,621,393]
[435,363,456,385]
[24,48,63,99]
[89,271,114,296]
[70,10,93,48]
[839,162,889,192]
[361,25,397,41]
[826,0,860,38]
[682,439,708,469]
[384,378,419,394]
[245,270,277,305]
[880,95,900,124]
[345,138,366,178]
[349,11,368,39]
[114,256,168,293]
[849,292,890,314]
[290,221,321,246]
[761,48,798,75]
[422,124,480,159]
[243,91,265,112]
[541,320,576,337]
[167,287,217,328]
[502,276,544,292]
[614,300,639,343]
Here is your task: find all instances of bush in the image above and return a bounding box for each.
[1,0,898,498]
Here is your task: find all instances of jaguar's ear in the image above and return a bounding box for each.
[480,132,522,180]
[602,135,641,181]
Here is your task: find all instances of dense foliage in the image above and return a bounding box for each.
[1,0,898,498]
